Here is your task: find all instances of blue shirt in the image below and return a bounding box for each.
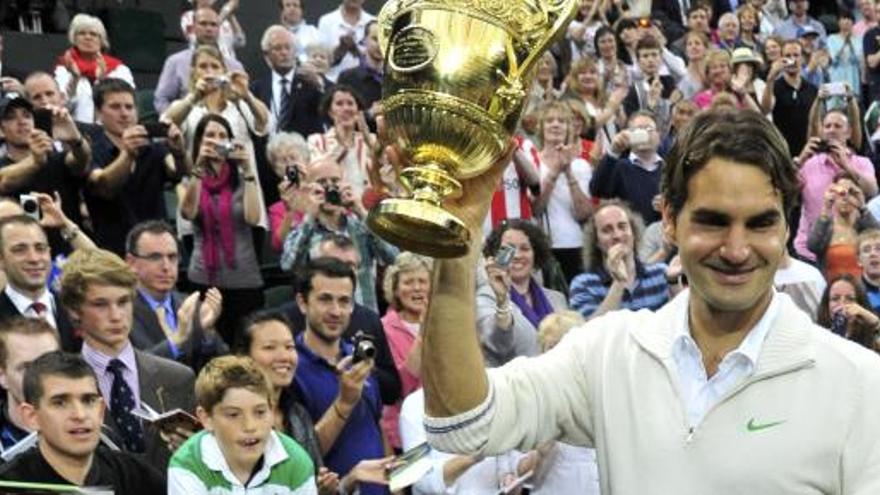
[292,333,387,495]
[864,277,880,314]
[137,289,180,359]
[570,261,670,318]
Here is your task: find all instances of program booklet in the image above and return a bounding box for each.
[388,442,433,492]
[130,403,201,433]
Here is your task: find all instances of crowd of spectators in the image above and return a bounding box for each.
[0,0,877,493]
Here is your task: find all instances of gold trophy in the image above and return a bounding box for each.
[367,0,578,257]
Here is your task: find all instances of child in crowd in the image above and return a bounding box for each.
[168,355,317,493]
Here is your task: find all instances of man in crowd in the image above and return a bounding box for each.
[84,78,186,255]
[793,109,876,262]
[282,232,401,406]
[318,0,375,82]
[418,109,880,493]
[0,92,89,225]
[569,200,670,319]
[0,216,79,351]
[280,156,397,312]
[279,0,320,59]
[773,0,827,41]
[154,7,245,113]
[124,220,227,372]
[0,351,165,491]
[59,248,197,467]
[22,72,65,110]
[337,20,383,119]
[858,229,880,313]
[760,39,817,160]
[0,317,59,456]
[669,5,713,58]
[622,36,680,132]
[591,111,664,225]
[292,257,387,495]
[252,25,323,136]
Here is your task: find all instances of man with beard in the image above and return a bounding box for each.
[292,257,388,495]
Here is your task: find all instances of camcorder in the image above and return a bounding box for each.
[352,331,377,364]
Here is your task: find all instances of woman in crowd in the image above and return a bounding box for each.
[380,252,432,453]
[759,35,783,79]
[523,52,561,138]
[308,85,380,198]
[808,173,877,280]
[301,42,334,92]
[730,47,767,112]
[737,4,763,52]
[181,0,245,60]
[563,57,626,151]
[180,113,265,346]
[266,132,310,252]
[677,30,710,100]
[817,274,880,352]
[594,26,630,95]
[614,18,640,68]
[242,312,396,495]
[567,0,607,61]
[565,99,599,162]
[54,14,134,122]
[693,49,761,111]
[477,219,568,367]
[827,9,863,103]
[531,101,593,283]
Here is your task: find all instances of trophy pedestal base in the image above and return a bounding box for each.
[367,198,470,258]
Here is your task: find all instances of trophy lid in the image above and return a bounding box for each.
[378,0,578,58]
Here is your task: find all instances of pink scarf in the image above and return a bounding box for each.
[199,163,237,283]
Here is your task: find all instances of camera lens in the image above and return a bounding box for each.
[22,199,37,213]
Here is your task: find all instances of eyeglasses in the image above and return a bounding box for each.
[133,252,179,264]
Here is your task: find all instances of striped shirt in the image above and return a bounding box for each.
[81,341,141,412]
[569,262,669,318]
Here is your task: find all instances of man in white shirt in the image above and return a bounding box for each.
[279,0,320,60]
[317,0,375,82]
[416,109,880,493]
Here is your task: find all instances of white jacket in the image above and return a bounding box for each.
[425,291,880,494]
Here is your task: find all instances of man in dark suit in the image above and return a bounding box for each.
[280,232,401,405]
[0,215,79,351]
[251,24,324,137]
[124,220,227,372]
[59,247,197,469]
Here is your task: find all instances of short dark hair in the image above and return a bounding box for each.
[318,233,355,253]
[0,317,59,370]
[662,109,799,221]
[296,257,356,299]
[92,77,135,111]
[125,220,176,256]
[320,84,365,119]
[0,214,44,252]
[364,19,377,39]
[23,351,98,405]
[636,35,662,57]
[239,310,295,355]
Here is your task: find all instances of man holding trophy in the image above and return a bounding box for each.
[368,0,880,492]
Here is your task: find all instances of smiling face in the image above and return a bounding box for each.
[1,107,34,147]
[541,108,570,146]
[0,333,59,405]
[501,228,536,284]
[328,90,359,127]
[664,158,787,315]
[597,32,616,59]
[248,320,297,389]
[821,111,851,145]
[0,222,51,296]
[297,274,354,344]
[200,387,274,476]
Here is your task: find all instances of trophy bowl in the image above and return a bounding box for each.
[367,0,578,257]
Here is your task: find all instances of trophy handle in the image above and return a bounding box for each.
[516,0,580,81]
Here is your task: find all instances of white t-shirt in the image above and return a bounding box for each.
[539,157,592,249]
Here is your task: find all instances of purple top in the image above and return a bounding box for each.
[82,341,141,411]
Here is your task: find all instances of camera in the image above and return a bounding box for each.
[821,82,847,98]
[831,311,847,337]
[814,139,832,153]
[782,58,796,68]
[214,141,236,159]
[211,76,231,89]
[19,194,40,221]
[324,185,343,206]
[352,331,376,364]
[286,165,300,187]
[629,128,650,146]
[33,108,53,135]
[495,244,516,268]
[143,122,170,141]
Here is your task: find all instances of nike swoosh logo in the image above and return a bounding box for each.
[746,418,786,432]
